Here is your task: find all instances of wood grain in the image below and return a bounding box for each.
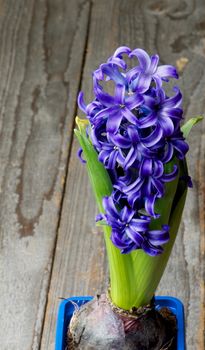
[41,1,205,350]
[0,0,90,349]
[0,0,204,349]
[42,1,205,349]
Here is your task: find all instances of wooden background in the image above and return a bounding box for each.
[0,0,204,349]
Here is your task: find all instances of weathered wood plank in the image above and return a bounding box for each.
[42,0,205,349]
[0,0,90,349]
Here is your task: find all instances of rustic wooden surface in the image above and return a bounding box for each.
[0,0,91,349]
[0,0,204,349]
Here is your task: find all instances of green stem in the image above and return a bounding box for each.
[103,225,136,309]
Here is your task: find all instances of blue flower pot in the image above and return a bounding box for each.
[55,296,185,350]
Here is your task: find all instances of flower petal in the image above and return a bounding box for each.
[106,111,123,133]
[142,125,163,147]
[111,230,129,249]
[173,139,189,159]
[130,48,151,71]
[152,74,163,89]
[163,87,182,108]
[122,107,139,125]
[145,194,158,217]
[93,68,104,80]
[139,112,157,128]
[86,101,102,117]
[94,106,118,121]
[113,46,132,58]
[159,116,175,137]
[153,161,164,178]
[147,225,170,245]
[149,54,159,74]
[143,95,156,109]
[161,164,178,182]
[156,65,179,79]
[101,63,127,85]
[98,150,110,164]
[77,148,86,164]
[121,206,135,223]
[109,132,131,148]
[151,178,164,196]
[127,190,141,208]
[78,92,87,112]
[127,126,140,143]
[161,142,174,163]
[134,73,152,93]
[162,107,183,120]
[121,242,137,254]
[124,177,144,193]
[115,84,125,105]
[95,213,105,221]
[94,86,116,107]
[103,196,119,219]
[125,93,144,110]
[123,147,138,170]
[126,66,141,83]
[142,241,163,256]
[107,57,127,70]
[129,218,150,231]
[139,159,153,177]
[126,227,144,246]
[107,150,118,169]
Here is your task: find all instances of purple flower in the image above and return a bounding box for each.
[78,92,103,121]
[78,148,86,164]
[109,125,160,170]
[93,46,131,86]
[93,81,143,134]
[98,196,170,256]
[127,48,178,92]
[77,46,188,256]
[122,159,178,216]
[98,139,125,169]
[162,128,189,162]
[140,87,183,137]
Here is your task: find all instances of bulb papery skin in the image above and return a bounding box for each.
[68,294,176,349]
[75,46,190,310]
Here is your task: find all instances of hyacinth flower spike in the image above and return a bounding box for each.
[75,47,203,310]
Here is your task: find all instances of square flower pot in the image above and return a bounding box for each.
[55,296,185,350]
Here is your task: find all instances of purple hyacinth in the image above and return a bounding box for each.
[127,48,178,92]
[122,159,178,216]
[78,46,189,256]
[98,196,170,256]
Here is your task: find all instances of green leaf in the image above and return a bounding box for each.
[182,116,203,138]
[74,128,112,212]
[75,116,89,133]
[170,159,188,216]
